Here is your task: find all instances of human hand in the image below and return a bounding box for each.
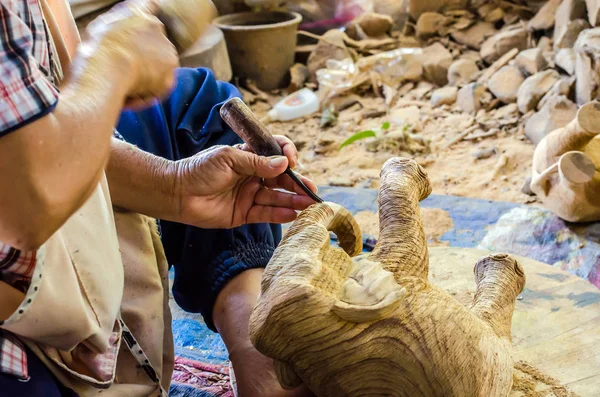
[171,136,318,229]
[75,0,178,106]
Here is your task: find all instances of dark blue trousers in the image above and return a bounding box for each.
[117,68,281,331]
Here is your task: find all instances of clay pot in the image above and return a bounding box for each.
[214,11,302,90]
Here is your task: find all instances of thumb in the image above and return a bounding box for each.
[229,149,289,179]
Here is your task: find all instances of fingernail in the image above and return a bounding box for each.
[269,156,287,168]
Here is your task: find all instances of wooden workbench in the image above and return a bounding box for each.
[430,247,600,396]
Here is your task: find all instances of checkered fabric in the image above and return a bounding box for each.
[0,0,59,136]
[0,243,38,382]
[0,0,59,380]
[0,330,29,380]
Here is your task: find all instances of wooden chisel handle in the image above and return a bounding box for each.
[220,97,324,203]
[220,97,284,157]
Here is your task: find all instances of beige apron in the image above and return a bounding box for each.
[0,1,175,395]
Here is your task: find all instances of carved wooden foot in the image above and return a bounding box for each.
[531,102,600,222]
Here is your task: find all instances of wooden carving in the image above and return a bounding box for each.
[249,158,526,397]
[530,102,600,222]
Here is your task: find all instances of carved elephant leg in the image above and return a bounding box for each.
[370,158,432,279]
[471,254,526,340]
[534,102,600,171]
[531,150,600,222]
[260,202,362,293]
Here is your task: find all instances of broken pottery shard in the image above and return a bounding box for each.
[574,28,600,104]
[537,36,552,53]
[409,0,468,20]
[538,77,575,110]
[288,63,309,93]
[431,86,458,106]
[575,51,596,104]
[555,48,577,75]
[422,42,453,86]
[249,159,525,397]
[477,3,494,19]
[451,21,497,50]
[307,30,349,82]
[472,147,497,160]
[525,95,578,144]
[587,0,600,26]
[447,58,479,86]
[554,0,588,49]
[374,0,409,30]
[485,8,504,24]
[416,12,447,39]
[574,27,600,55]
[515,48,548,76]
[488,65,525,103]
[391,106,422,130]
[477,48,518,83]
[461,50,482,63]
[480,26,529,64]
[328,176,355,187]
[345,12,393,40]
[457,82,487,113]
[517,69,560,113]
[554,19,591,48]
[528,0,562,30]
[407,81,435,101]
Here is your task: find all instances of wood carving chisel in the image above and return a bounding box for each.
[220,97,324,203]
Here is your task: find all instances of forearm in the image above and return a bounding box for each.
[0,59,132,250]
[107,138,179,220]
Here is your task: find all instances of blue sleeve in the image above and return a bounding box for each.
[116,68,282,331]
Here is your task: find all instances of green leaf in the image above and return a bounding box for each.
[403,124,411,132]
[339,130,377,149]
[381,121,391,130]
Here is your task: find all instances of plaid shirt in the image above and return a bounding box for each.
[0,0,60,380]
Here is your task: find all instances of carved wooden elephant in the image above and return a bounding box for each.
[249,158,526,397]
[530,102,600,222]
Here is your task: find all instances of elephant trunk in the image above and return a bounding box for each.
[370,158,432,279]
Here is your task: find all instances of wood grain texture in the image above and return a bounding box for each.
[430,247,600,397]
[250,158,526,397]
[530,102,600,222]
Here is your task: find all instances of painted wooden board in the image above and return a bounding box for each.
[429,247,600,396]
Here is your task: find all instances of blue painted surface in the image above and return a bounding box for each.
[171,318,229,363]
[318,186,520,248]
[169,187,600,396]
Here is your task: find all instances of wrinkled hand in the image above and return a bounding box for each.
[77,0,178,106]
[173,136,318,229]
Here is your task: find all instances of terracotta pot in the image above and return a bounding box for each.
[214,11,302,90]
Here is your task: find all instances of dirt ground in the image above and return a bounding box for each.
[251,91,536,242]
[252,94,536,204]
